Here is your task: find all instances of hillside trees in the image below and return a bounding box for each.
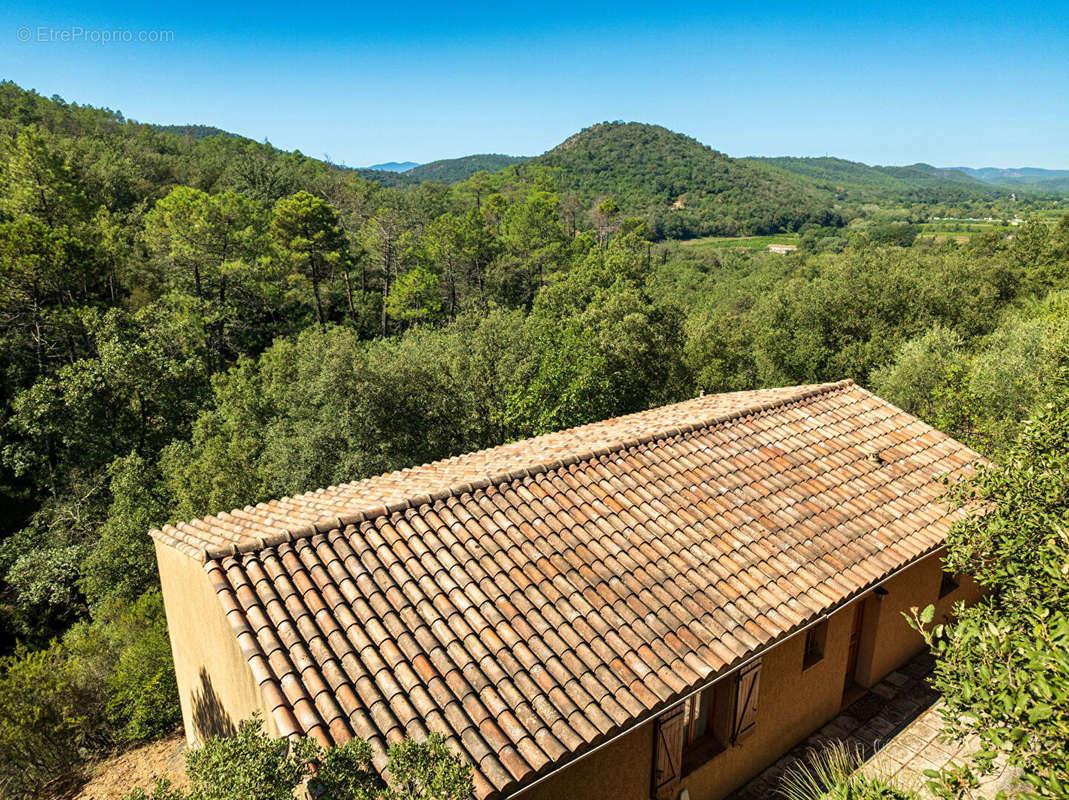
[1,300,211,636]
[143,187,269,365]
[269,190,349,331]
[0,128,105,398]
[1,79,1069,799]
[506,229,689,433]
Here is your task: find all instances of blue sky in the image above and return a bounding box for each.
[2,1,1068,168]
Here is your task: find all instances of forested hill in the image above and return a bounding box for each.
[749,155,1011,202]
[406,153,528,183]
[0,81,357,210]
[520,121,839,239]
[355,154,530,187]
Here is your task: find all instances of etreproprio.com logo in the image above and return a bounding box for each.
[16,26,175,44]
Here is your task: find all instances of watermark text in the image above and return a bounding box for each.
[16,26,175,44]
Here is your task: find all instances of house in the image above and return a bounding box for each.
[152,380,981,800]
[767,243,798,254]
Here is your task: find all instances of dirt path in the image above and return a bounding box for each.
[51,733,188,800]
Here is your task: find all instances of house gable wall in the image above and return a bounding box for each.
[155,540,274,745]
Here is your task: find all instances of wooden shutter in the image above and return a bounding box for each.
[731,659,762,744]
[651,704,684,800]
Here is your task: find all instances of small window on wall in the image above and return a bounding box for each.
[939,572,960,598]
[681,687,726,773]
[803,621,828,669]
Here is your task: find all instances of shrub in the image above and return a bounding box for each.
[184,715,319,800]
[0,641,104,799]
[102,592,182,744]
[0,589,181,798]
[122,715,473,800]
[777,741,916,800]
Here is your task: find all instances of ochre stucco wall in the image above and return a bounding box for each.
[155,541,275,744]
[518,721,654,800]
[856,549,980,687]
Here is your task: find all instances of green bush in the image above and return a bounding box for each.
[0,641,104,799]
[103,592,182,744]
[0,589,180,798]
[122,715,473,800]
[912,400,1069,799]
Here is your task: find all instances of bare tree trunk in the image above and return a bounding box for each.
[380,241,391,337]
[448,262,457,317]
[343,269,358,325]
[217,276,227,362]
[311,260,326,333]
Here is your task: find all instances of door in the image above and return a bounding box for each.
[843,601,865,699]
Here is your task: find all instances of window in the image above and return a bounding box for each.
[681,687,726,773]
[803,621,828,669]
[939,572,960,598]
[673,659,764,776]
[682,688,713,747]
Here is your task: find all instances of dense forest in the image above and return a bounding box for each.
[0,79,1067,798]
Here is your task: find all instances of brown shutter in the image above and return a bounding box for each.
[731,659,762,744]
[651,704,684,800]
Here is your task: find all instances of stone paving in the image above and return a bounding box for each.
[729,650,1020,799]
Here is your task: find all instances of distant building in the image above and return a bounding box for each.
[768,243,798,254]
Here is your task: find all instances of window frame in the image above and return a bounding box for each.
[680,687,725,774]
[802,620,828,670]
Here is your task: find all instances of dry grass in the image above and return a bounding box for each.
[45,733,188,800]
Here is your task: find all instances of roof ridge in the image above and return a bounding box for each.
[153,380,854,562]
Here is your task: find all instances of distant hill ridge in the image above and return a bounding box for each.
[367,160,420,172]
[747,155,1007,202]
[518,121,837,238]
[952,166,1069,193]
[407,154,528,182]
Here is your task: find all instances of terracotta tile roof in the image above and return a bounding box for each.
[152,383,830,560]
[156,381,980,799]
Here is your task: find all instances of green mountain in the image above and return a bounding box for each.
[406,153,528,183]
[748,156,1005,202]
[0,81,360,210]
[352,167,418,187]
[523,122,838,239]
